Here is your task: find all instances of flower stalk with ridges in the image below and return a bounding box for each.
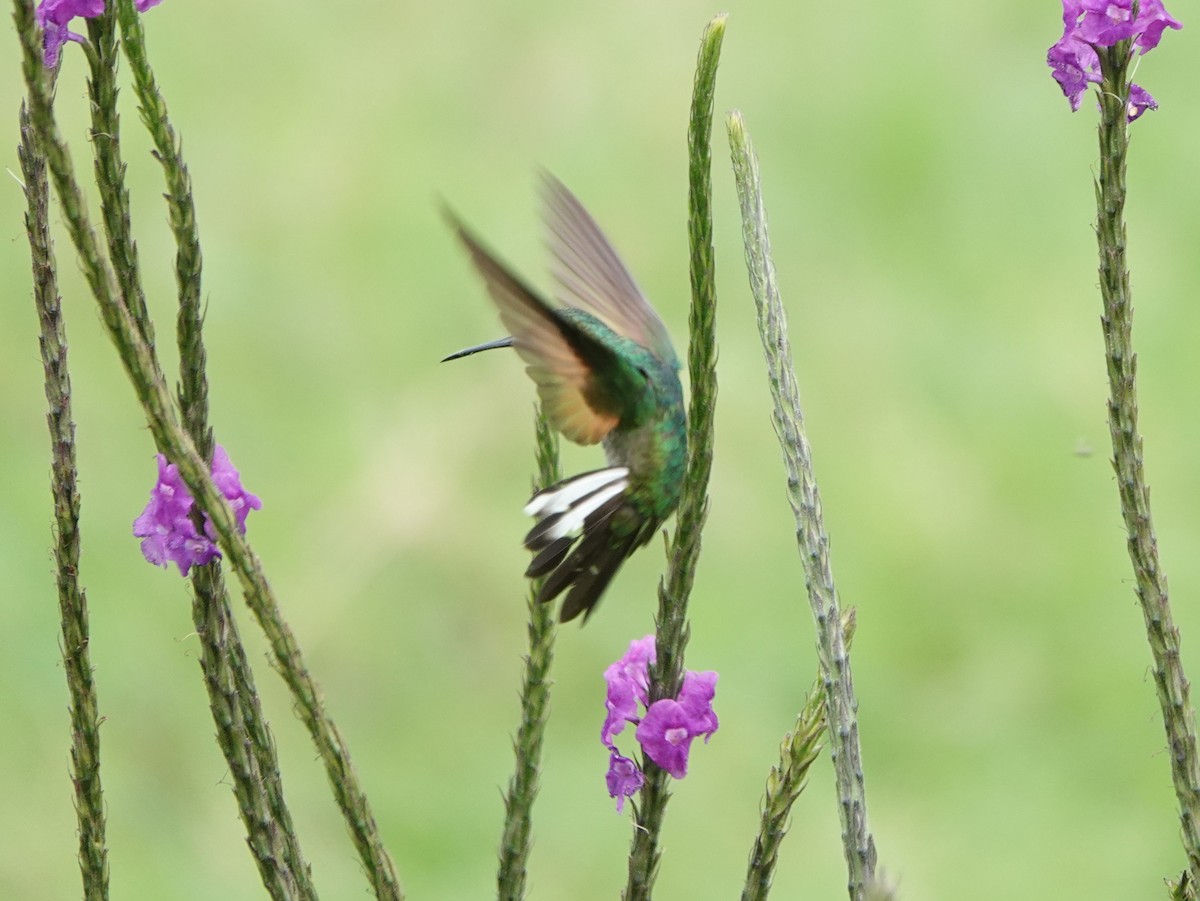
[20,97,110,901]
[497,407,561,901]
[15,4,402,897]
[75,4,315,894]
[624,14,724,901]
[83,7,153,340]
[742,610,854,901]
[727,109,878,900]
[1090,38,1200,889]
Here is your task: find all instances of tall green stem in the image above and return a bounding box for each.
[15,4,401,896]
[497,408,561,901]
[114,1,317,894]
[1093,43,1200,888]
[741,611,855,901]
[624,15,725,901]
[20,99,110,901]
[727,110,877,900]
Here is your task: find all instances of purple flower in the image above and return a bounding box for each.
[1077,0,1139,45]
[36,0,105,24]
[1047,35,1101,111]
[35,0,164,67]
[35,0,102,67]
[600,635,718,810]
[1126,83,1158,121]
[133,444,261,576]
[601,635,654,747]
[605,751,644,813]
[1132,0,1183,51]
[1048,0,1180,119]
[636,671,719,778]
[678,669,720,736]
[1075,0,1182,49]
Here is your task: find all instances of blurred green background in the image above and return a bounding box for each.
[3,1,1199,898]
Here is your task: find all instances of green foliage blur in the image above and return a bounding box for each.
[2,1,1198,898]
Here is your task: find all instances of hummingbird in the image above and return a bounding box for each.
[443,173,686,623]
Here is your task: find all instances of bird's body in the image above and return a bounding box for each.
[445,175,685,623]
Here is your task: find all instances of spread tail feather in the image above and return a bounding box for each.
[522,466,638,623]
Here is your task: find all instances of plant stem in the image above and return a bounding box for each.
[1093,43,1200,888]
[84,8,152,340]
[20,98,110,901]
[15,4,401,896]
[111,2,318,894]
[727,110,877,900]
[742,610,855,901]
[624,15,725,901]
[497,408,561,901]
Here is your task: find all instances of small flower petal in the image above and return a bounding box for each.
[606,751,643,812]
[601,634,656,746]
[1134,1,1183,52]
[1078,0,1139,45]
[1126,83,1158,121]
[636,700,696,778]
[36,0,104,27]
[1047,37,1101,112]
[209,444,263,532]
[678,670,720,739]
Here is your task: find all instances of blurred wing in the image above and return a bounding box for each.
[448,214,621,445]
[540,172,677,365]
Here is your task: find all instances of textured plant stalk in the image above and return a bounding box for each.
[20,100,110,901]
[727,110,878,900]
[741,610,854,901]
[496,408,561,901]
[78,5,316,895]
[84,9,152,340]
[1093,44,1200,888]
[624,15,725,901]
[113,0,202,436]
[108,2,317,894]
[190,564,316,900]
[15,6,402,898]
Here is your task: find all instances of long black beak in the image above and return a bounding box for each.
[441,336,515,362]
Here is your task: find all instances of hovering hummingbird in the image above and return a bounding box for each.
[443,174,686,623]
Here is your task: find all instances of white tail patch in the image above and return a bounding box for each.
[536,480,628,543]
[524,467,629,518]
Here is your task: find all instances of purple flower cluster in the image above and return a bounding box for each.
[1048,0,1181,121]
[35,0,162,67]
[601,635,719,812]
[133,444,261,576]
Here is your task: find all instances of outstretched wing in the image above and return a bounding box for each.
[447,213,623,445]
[540,172,677,366]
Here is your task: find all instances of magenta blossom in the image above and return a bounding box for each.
[1126,83,1158,121]
[1048,0,1180,121]
[35,0,163,67]
[1076,0,1181,50]
[605,751,644,814]
[601,635,718,811]
[133,444,261,576]
[35,0,102,67]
